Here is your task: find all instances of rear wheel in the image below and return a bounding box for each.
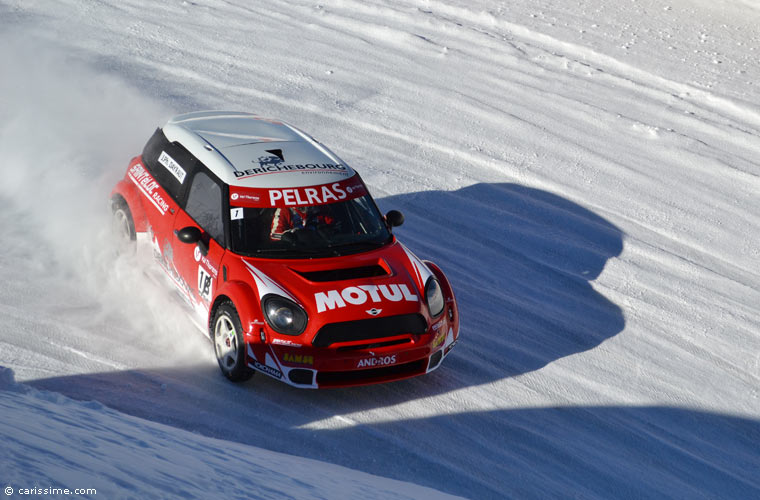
[212,302,254,382]
[111,197,136,252]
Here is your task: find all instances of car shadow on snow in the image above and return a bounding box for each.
[279,405,760,500]
[26,367,760,499]
[377,182,626,386]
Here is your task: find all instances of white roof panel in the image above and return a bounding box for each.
[161,111,356,188]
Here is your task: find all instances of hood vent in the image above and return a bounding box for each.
[294,264,388,283]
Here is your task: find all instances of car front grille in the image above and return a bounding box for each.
[311,313,427,348]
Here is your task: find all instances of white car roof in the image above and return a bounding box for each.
[161,111,356,188]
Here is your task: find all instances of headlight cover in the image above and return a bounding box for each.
[425,277,445,318]
[262,294,308,336]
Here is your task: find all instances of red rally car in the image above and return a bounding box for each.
[110,111,459,388]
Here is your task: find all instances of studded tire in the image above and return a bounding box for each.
[212,301,254,382]
[111,196,136,250]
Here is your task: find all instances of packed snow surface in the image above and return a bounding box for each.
[0,368,459,499]
[1,0,759,498]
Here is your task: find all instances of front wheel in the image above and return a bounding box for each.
[212,302,254,382]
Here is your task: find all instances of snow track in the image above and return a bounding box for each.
[1,0,759,498]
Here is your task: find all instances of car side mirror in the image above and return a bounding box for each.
[176,226,202,244]
[176,226,210,256]
[385,210,404,228]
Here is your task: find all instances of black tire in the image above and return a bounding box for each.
[111,196,136,251]
[212,302,254,382]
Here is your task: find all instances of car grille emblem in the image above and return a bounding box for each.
[366,308,382,316]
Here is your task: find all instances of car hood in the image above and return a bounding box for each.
[240,241,434,325]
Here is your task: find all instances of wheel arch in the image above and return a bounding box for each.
[110,177,149,233]
[209,280,262,336]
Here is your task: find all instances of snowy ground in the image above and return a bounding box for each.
[1,0,759,498]
[0,368,459,499]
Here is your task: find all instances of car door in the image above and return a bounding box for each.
[172,169,226,316]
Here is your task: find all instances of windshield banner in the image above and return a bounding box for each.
[229,176,368,208]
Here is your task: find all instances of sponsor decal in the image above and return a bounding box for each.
[230,207,244,220]
[128,163,170,215]
[344,183,364,194]
[357,354,397,368]
[444,339,458,356]
[282,353,314,366]
[198,267,213,301]
[231,193,260,203]
[264,149,284,161]
[258,154,283,167]
[366,308,382,316]
[229,177,367,208]
[315,284,418,313]
[158,151,187,183]
[253,360,283,379]
[233,162,347,179]
[272,338,303,348]
[432,330,446,349]
[269,182,349,206]
[193,246,219,276]
[431,319,445,331]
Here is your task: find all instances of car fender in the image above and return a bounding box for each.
[211,279,262,336]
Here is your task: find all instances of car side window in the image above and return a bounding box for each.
[185,171,224,244]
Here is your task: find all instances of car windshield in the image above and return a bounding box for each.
[229,194,392,258]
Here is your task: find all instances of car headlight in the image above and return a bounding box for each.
[425,277,445,318]
[262,295,308,336]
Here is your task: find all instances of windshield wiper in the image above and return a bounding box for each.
[240,240,386,259]
[326,240,386,251]
[248,247,338,258]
